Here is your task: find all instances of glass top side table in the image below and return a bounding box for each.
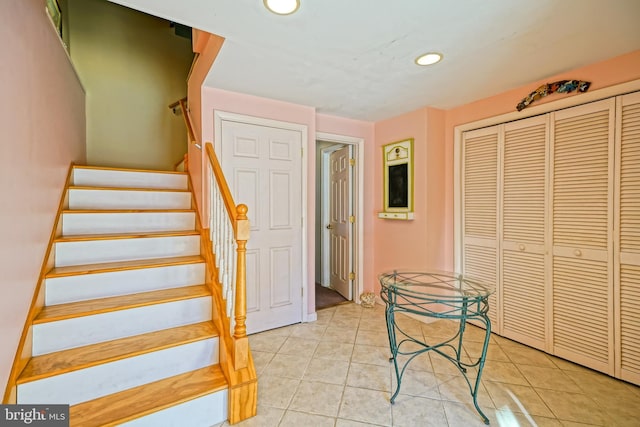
[379,270,495,424]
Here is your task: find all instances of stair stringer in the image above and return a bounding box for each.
[189,175,258,425]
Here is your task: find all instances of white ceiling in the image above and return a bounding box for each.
[109,0,640,121]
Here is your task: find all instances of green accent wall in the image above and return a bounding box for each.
[67,0,193,170]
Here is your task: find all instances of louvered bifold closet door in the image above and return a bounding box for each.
[550,98,615,375]
[462,126,500,329]
[501,115,549,350]
[615,91,640,385]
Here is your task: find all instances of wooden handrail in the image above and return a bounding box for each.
[171,97,250,366]
[180,99,197,145]
[206,144,237,224]
[169,97,198,146]
[173,97,255,420]
[205,144,250,355]
[189,183,256,423]
[168,99,182,109]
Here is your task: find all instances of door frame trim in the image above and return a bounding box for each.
[317,131,365,305]
[214,110,309,325]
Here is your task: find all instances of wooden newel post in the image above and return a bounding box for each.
[233,204,250,370]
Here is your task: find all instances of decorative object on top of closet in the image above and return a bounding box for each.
[516,79,591,111]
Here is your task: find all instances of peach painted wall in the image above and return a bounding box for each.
[316,114,376,295]
[373,108,448,291]
[187,31,225,219]
[441,49,640,269]
[425,108,447,267]
[0,1,85,393]
[375,109,427,275]
[189,31,225,142]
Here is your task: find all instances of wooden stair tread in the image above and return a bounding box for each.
[34,285,211,323]
[69,185,189,193]
[62,208,195,214]
[73,165,188,175]
[46,255,204,278]
[18,322,218,384]
[55,230,199,243]
[69,365,227,427]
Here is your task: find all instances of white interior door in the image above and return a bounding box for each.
[501,115,549,350]
[329,146,352,300]
[615,91,640,384]
[461,126,500,330]
[550,98,615,374]
[220,120,303,334]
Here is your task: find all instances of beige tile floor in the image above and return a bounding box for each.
[218,303,640,427]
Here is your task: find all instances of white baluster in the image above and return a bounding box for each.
[215,191,222,268]
[225,218,233,314]
[208,162,245,335]
[212,173,218,254]
[220,213,228,298]
[228,236,237,318]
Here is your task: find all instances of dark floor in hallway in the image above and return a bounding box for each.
[315,282,347,310]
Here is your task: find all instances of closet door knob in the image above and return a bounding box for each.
[519,244,526,251]
[574,249,582,257]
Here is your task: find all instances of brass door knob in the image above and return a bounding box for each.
[326,224,334,229]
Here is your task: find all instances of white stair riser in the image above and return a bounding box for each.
[73,168,188,190]
[121,390,228,427]
[18,338,219,405]
[32,297,211,355]
[55,235,200,267]
[62,212,196,235]
[68,189,191,210]
[45,263,205,305]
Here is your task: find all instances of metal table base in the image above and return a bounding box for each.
[380,271,494,425]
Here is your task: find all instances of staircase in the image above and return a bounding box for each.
[14,165,231,426]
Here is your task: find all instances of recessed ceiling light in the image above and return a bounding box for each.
[415,52,443,66]
[264,0,300,15]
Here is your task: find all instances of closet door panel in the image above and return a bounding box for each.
[464,243,498,325]
[463,128,499,240]
[501,116,548,349]
[462,127,499,328]
[551,99,615,374]
[502,251,545,345]
[552,256,610,366]
[616,92,640,385]
[619,264,640,385]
